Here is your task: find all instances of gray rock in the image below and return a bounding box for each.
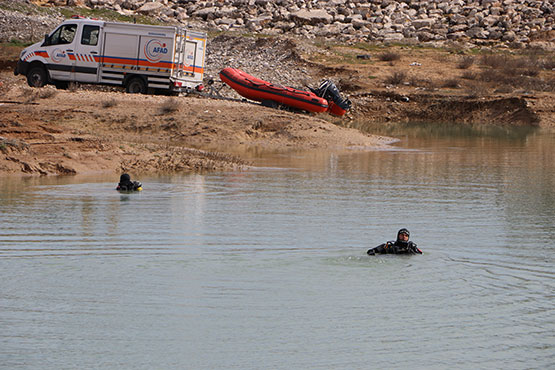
[2,0,554,48]
[480,15,499,27]
[450,14,467,24]
[334,14,345,22]
[447,31,467,39]
[466,26,489,39]
[193,6,219,19]
[136,2,164,15]
[502,30,517,41]
[412,18,435,29]
[488,29,503,39]
[450,24,469,32]
[246,15,273,27]
[217,18,236,26]
[382,32,405,42]
[352,18,371,29]
[291,9,333,25]
[417,31,436,41]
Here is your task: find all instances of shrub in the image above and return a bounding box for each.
[0,138,29,153]
[102,98,117,108]
[461,71,476,80]
[457,56,474,69]
[442,78,460,89]
[24,91,39,103]
[384,71,406,85]
[478,70,505,83]
[480,54,507,69]
[378,51,401,62]
[68,82,79,92]
[158,98,178,114]
[409,76,434,88]
[466,83,489,98]
[494,85,514,94]
[39,89,57,99]
[539,57,555,70]
[519,67,540,77]
[481,54,540,78]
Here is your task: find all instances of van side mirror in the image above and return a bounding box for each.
[42,34,49,46]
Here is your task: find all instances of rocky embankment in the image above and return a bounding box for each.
[2,0,551,48]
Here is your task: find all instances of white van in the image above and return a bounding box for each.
[14,16,207,93]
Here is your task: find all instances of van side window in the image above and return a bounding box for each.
[49,24,77,45]
[81,25,100,46]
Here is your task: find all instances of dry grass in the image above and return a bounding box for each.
[21,88,57,102]
[477,69,555,92]
[480,54,509,69]
[476,53,554,92]
[478,70,503,83]
[481,54,540,71]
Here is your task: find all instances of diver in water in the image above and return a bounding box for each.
[367,228,422,255]
[116,173,142,191]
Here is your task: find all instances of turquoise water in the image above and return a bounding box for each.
[1,126,554,369]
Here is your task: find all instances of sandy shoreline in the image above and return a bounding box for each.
[0,71,394,176]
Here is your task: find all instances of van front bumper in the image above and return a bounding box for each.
[14,59,28,76]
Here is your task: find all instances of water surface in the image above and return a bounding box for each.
[1,125,554,369]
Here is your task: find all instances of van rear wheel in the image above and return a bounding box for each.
[125,77,147,94]
[26,66,47,87]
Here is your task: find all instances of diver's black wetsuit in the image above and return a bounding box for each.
[367,228,422,255]
[367,240,422,255]
[116,173,142,191]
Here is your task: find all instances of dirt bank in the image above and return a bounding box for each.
[1,32,554,177]
[352,91,545,126]
[0,71,393,176]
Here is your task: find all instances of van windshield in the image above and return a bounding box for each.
[48,24,77,45]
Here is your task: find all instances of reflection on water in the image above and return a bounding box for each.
[352,120,539,139]
[1,126,554,369]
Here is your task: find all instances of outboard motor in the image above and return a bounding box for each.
[310,80,351,116]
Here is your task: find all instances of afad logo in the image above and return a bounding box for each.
[51,48,66,63]
[144,39,168,63]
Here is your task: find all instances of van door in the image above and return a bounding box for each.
[184,39,199,76]
[73,24,101,83]
[43,23,78,81]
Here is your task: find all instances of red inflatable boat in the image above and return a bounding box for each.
[219,67,329,113]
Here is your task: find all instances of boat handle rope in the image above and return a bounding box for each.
[245,78,312,97]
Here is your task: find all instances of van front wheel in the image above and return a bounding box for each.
[27,66,47,87]
[125,77,147,94]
